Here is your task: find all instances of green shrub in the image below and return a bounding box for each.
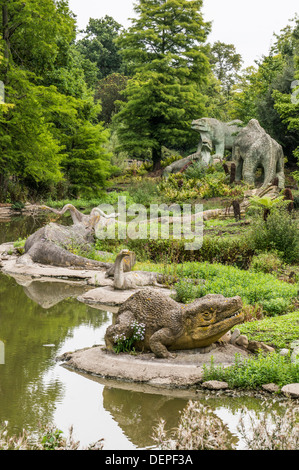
[237,310,299,349]
[247,208,299,263]
[202,352,299,389]
[250,251,283,274]
[261,297,292,316]
[172,262,298,314]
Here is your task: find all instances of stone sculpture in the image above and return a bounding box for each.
[19,222,112,269]
[163,152,201,178]
[17,204,121,269]
[41,204,119,231]
[105,287,244,358]
[191,118,243,164]
[108,249,164,290]
[231,119,285,189]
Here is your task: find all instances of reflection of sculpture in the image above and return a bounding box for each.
[109,249,164,290]
[105,287,243,358]
[191,118,242,164]
[22,280,87,309]
[232,120,285,189]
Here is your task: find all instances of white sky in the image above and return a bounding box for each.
[68,0,299,68]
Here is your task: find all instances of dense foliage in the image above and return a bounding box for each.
[1,1,298,200]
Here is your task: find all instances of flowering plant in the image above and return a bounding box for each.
[113,321,146,354]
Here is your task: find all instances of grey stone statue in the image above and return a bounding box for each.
[105,287,244,358]
[191,117,243,164]
[232,119,285,189]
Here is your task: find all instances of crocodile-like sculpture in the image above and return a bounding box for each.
[105,287,244,358]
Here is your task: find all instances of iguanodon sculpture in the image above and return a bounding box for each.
[191,118,243,164]
[232,119,285,189]
[163,118,242,176]
[105,287,244,358]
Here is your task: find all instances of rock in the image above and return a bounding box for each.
[290,340,299,349]
[247,341,275,354]
[235,334,249,348]
[291,347,299,364]
[230,328,240,344]
[218,331,232,344]
[279,348,290,357]
[262,383,280,393]
[201,380,229,390]
[281,384,299,398]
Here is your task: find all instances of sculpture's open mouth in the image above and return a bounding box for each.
[190,309,244,341]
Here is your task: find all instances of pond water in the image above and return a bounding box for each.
[0,215,290,450]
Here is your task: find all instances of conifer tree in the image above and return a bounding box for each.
[114,0,211,169]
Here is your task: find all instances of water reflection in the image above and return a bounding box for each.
[0,272,110,438]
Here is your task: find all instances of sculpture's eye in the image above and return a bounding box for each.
[202,311,214,321]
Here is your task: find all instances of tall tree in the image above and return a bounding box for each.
[113,0,211,169]
[76,16,123,84]
[210,41,242,98]
[229,16,299,163]
[0,0,112,201]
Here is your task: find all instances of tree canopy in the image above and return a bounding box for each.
[113,0,211,169]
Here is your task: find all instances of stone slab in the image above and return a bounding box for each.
[59,344,250,388]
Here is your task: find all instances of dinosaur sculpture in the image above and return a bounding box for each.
[19,222,112,269]
[163,152,201,178]
[105,287,244,358]
[109,249,165,290]
[191,118,242,163]
[16,204,121,269]
[41,204,119,231]
[232,119,285,189]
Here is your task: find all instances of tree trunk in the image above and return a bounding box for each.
[152,146,162,171]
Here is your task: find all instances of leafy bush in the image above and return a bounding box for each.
[172,262,298,314]
[250,251,283,274]
[153,399,299,450]
[0,422,103,450]
[237,310,299,349]
[202,352,299,388]
[153,401,235,450]
[247,208,299,263]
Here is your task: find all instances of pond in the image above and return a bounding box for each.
[0,215,291,450]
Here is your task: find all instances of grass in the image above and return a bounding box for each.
[202,351,299,389]
[237,310,299,349]
[133,260,298,316]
